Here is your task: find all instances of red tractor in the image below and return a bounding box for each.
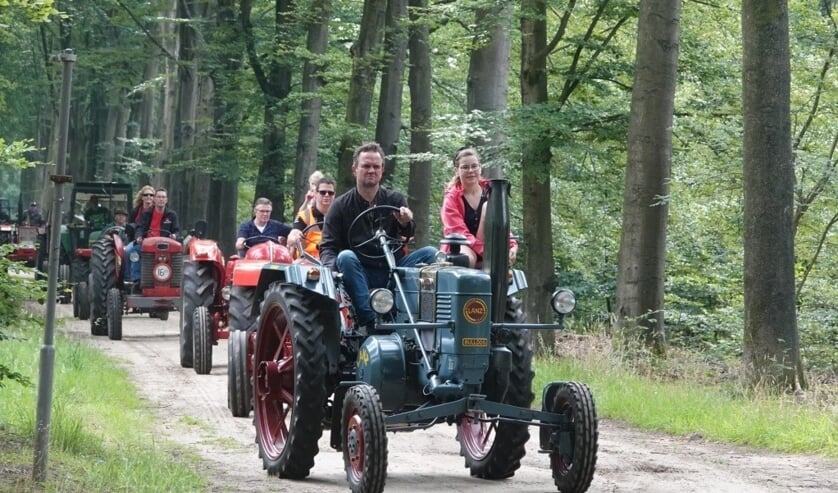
[178,233,294,381]
[89,226,184,340]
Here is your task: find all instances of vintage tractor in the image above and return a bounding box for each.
[1,199,40,268]
[33,182,132,315]
[177,221,227,374]
[89,224,183,340]
[244,179,597,493]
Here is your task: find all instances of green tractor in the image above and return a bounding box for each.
[37,182,132,317]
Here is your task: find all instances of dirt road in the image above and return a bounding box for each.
[57,306,837,493]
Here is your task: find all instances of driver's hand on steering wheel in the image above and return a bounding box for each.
[394,206,413,226]
[287,229,303,247]
[235,238,245,251]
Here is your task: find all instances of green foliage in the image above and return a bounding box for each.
[0,138,39,169]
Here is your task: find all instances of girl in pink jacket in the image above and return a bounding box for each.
[440,147,518,268]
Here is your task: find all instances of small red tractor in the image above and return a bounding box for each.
[89,225,183,340]
[178,232,293,379]
[238,179,597,493]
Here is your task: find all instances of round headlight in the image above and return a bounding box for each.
[129,251,140,262]
[369,288,394,315]
[551,289,576,315]
[434,250,448,264]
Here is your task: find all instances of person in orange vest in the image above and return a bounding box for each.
[288,175,335,259]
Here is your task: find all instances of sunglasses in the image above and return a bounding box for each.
[142,193,154,197]
[318,190,336,196]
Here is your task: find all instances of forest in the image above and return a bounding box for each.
[1,0,836,388]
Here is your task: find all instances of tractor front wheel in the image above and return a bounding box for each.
[227,328,252,418]
[107,288,123,341]
[456,296,533,479]
[342,384,387,493]
[180,261,217,368]
[76,281,89,320]
[253,282,328,479]
[548,382,598,493]
[192,306,213,375]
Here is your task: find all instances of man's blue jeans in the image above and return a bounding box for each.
[337,246,437,327]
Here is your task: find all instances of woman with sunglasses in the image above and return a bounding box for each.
[124,185,155,282]
[288,176,336,259]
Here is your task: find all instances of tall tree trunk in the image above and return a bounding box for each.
[406,0,432,246]
[520,0,556,351]
[336,0,387,193]
[294,0,331,210]
[205,0,243,253]
[375,0,408,183]
[741,0,804,390]
[159,0,180,182]
[466,1,512,176]
[242,0,295,220]
[614,0,681,354]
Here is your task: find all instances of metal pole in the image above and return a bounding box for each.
[32,48,76,483]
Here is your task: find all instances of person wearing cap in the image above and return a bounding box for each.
[104,209,129,241]
[20,202,43,227]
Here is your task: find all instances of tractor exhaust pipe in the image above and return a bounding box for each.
[483,179,510,323]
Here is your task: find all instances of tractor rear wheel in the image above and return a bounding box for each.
[456,296,533,479]
[342,384,388,493]
[179,261,216,368]
[192,306,213,375]
[253,282,328,479]
[227,328,251,418]
[90,236,117,336]
[107,287,123,341]
[76,281,89,320]
[229,286,257,332]
[548,382,598,493]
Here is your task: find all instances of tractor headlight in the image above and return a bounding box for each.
[434,250,448,264]
[221,285,231,301]
[551,289,576,315]
[129,251,140,262]
[369,288,394,315]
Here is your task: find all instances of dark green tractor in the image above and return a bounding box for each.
[243,179,598,493]
[37,182,132,318]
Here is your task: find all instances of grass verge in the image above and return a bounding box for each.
[535,333,837,458]
[0,315,207,493]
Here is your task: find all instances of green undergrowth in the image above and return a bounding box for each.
[0,317,206,493]
[534,334,837,458]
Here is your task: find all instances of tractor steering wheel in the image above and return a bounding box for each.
[243,235,284,250]
[347,205,406,261]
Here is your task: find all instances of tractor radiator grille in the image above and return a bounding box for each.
[435,293,453,321]
[141,251,184,289]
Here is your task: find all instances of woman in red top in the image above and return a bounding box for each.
[440,147,518,268]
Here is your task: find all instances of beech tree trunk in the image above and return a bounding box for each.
[741,0,804,390]
[406,0,433,246]
[614,0,681,354]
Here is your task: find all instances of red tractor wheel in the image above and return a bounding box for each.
[192,306,213,375]
[547,382,598,493]
[456,296,533,479]
[253,282,328,478]
[229,286,257,332]
[227,328,251,417]
[342,384,388,493]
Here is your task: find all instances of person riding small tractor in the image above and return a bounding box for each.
[89,222,183,340]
